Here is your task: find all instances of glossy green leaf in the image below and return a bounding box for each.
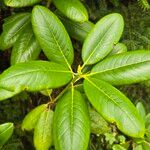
[0,123,14,146]
[4,0,41,7]
[22,104,47,131]
[34,109,54,150]
[11,25,41,65]
[57,11,94,42]
[54,88,90,150]
[53,0,88,22]
[0,88,20,101]
[32,6,74,69]
[0,13,30,50]
[136,102,146,120]
[90,50,150,85]
[0,61,72,93]
[84,77,145,138]
[109,43,127,56]
[82,13,124,66]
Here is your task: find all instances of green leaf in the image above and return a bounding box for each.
[0,88,20,101]
[32,6,74,69]
[109,43,127,56]
[89,108,110,135]
[4,0,41,7]
[112,144,126,150]
[54,88,90,150]
[90,50,150,85]
[84,77,145,138]
[0,13,30,50]
[56,11,94,42]
[22,104,47,131]
[11,24,41,65]
[34,109,54,150]
[0,123,14,146]
[82,13,124,66]
[53,0,88,22]
[0,61,72,93]
[136,102,146,120]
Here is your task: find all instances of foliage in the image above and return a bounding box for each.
[0,0,150,150]
[137,0,150,10]
[0,123,14,148]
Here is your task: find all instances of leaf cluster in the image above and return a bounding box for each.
[0,0,150,150]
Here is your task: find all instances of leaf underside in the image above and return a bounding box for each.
[34,109,54,150]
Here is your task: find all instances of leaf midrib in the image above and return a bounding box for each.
[70,86,74,149]
[83,19,117,65]
[89,59,150,76]
[0,69,71,82]
[67,3,87,20]
[18,31,34,62]
[39,9,72,71]
[41,111,49,148]
[4,13,29,27]
[0,124,13,137]
[6,17,30,41]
